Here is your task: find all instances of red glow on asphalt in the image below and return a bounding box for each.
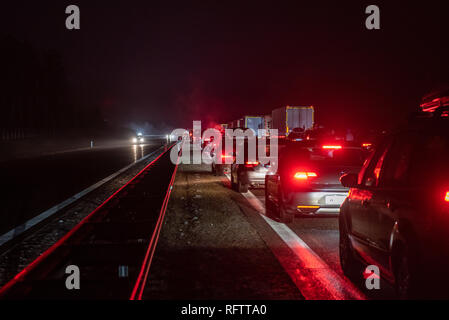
[130,152,180,301]
[0,145,174,298]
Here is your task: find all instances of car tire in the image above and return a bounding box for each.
[237,178,249,193]
[339,219,362,283]
[395,245,420,299]
[278,192,293,223]
[265,189,272,214]
[215,165,224,176]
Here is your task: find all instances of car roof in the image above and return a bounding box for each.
[284,139,363,150]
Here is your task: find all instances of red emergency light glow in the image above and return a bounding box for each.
[294,171,317,180]
[445,191,449,202]
[322,145,342,150]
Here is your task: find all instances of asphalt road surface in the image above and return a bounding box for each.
[250,188,397,299]
[0,140,165,235]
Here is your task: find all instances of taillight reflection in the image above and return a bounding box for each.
[445,191,449,202]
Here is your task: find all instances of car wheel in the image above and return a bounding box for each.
[395,245,420,299]
[215,165,224,176]
[265,188,274,216]
[339,219,362,282]
[278,192,293,223]
[237,178,249,193]
[230,173,237,190]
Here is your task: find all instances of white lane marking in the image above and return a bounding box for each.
[0,145,166,247]
[225,174,365,300]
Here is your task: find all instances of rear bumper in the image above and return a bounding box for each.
[214,164,231,173]
[241,168,269,187]
[285,190,348,215]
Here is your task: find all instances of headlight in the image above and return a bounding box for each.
[139,137,144,142]
[132,138,137,143]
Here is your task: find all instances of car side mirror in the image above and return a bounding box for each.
[340,173,358,188]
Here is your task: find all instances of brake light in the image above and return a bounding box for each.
[322,145,342,150]
[445,191,449,202]
[294,171,317,180]
[362,143,372,148]
[221,155,232,159]
[245,161,259,167]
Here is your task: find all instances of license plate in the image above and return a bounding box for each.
[325,195,347,205]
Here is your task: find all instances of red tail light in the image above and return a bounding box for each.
[294,171,317,180]
[322,145,342,150]
[362,143,372,148]
[445,191,449,202]
[245,161,259,167]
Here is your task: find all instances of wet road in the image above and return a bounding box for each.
[250,188,397,299]
[0,140,165,235]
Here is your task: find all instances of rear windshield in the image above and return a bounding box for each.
[283,147,366,167]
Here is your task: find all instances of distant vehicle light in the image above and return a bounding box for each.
[139,137,144,142]
[132,137,137,143]
[137,132,143,136]
[294,171,317,180]
[445,191,449,202]
[322,145,342,150]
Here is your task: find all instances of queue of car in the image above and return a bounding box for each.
[204,102,449,298]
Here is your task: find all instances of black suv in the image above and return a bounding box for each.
[339,107,449,299]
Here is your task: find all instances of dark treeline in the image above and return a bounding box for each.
[0,35,103,140]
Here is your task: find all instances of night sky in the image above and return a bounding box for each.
[3,1,449,132]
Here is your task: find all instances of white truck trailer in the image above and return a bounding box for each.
[271,106,314,136]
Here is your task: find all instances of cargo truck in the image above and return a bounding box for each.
[271,106,314,137]
[241,115,264,135]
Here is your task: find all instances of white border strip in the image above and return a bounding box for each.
[225,174,365,300]
[0,145,166,247]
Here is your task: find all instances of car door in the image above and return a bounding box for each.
[367,134,415,273]
[348,138,392,264]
